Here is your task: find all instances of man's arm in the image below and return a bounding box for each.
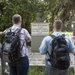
[0,32,3,35]
[72,52,75,55]
[0,30,7,35]
[71,36,75,45]
[39,37,48,54]
[68,37,75,55]
[25,29,31,42]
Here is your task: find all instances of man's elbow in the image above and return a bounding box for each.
[26,38,31,42]
[39,49,45,55]
[72,52,75,55]
[40,51,45,55]
[27,39,31,42]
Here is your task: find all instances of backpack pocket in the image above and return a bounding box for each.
[3,42,11,52]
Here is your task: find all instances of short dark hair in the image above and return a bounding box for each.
[53,20,63,30]
[12,14,22,24]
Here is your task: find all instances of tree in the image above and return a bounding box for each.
[0,0,40,32]
[0,0,75,31]
[43,0,75,31]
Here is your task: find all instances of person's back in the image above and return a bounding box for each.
[39,20,75,75]
[3,14,31,75]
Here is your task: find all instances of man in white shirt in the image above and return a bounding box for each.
[6,14,31,75]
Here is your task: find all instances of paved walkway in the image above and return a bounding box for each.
[28,47,75,67]
[0,47,74,66]
[0,47,74,75]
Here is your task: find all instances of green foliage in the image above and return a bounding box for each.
[0,0,75,32]
[29,66,74,75]
[69,68,74,75]
[6,66,74,75]
[29,66,45,75]
[0,0,41,31]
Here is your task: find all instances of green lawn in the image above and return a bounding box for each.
[0,66,74,75]
[69,67,74,75]
[29,66,74,75]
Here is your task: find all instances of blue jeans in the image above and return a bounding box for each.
[9,56,29,75]
[1,59,6,74]
[44,64,69,75]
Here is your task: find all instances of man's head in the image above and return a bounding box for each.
[53,20,63,31]
[12,14,22,25]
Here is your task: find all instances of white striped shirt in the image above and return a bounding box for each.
[10,24,31,57]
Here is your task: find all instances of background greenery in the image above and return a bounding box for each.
[0,0,75,32]
[0,1,75,75]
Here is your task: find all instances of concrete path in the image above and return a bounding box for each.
[28,47,75,67]
[0,47,74,66]
[0,47,74,75]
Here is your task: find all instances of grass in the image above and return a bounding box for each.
[69,68,74,75]
[0,66,73,75]
[29,66,45,75]
[29,66,74,75]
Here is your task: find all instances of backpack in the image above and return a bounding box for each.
[2,27,22,62]
[48,34,70,70]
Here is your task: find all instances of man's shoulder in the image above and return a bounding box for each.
[64,35,71,45]
[43,36,52,42]
[64,35,70,40]
[44,36,51,39]
[21,28,26,30]
[21,28,28,32]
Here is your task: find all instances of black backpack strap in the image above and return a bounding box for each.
[20,41,25,51]
[6,27,12,32]
[47,51,51,62]
[47,51,51,57]
[9,27,12,32]
[62,34,65,37]
[7,27,22,33]
[50,35,56,39]
[47,35,56,61]
[15,27,22,33]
